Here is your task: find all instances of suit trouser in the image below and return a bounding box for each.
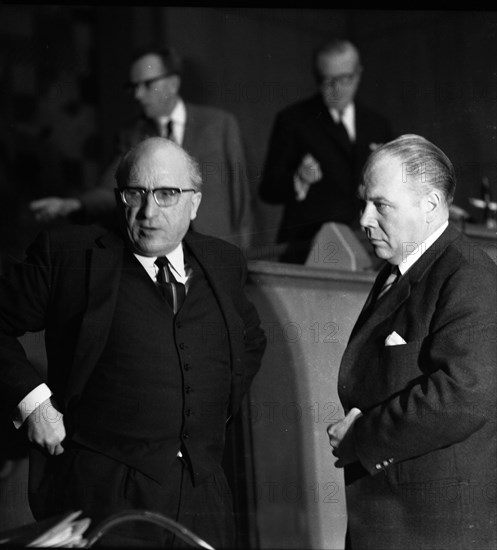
[32,443,235,548]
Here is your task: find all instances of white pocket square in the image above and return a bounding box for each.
[385,331,407,346]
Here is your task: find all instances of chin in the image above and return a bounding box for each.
[131,240,159,257]
[373,247,392,261]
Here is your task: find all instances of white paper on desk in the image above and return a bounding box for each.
[385,331,407,346]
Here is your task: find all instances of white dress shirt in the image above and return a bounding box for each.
[398,220,449,276]
[157,99,187,145]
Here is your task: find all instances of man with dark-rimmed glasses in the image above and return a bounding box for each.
[0,137,266,548]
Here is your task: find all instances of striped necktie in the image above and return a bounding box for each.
[155,256,185,314]
[376,265,400,301]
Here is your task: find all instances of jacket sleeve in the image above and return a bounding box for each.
[230,249,267,416]
[0,231,53,415]
[75,128,131,222]
[222,113,253,249]
[259,109,303,205]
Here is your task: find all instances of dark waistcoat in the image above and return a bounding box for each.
[71,249,231,485]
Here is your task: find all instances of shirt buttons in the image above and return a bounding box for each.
[183,363,191,371]
[375,464,382,470]
[182,431,190,439]
[179,342,185,350]
[185,409,193,417]
[185,386,192,394]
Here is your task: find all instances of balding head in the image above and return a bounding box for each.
[115,137,202,192]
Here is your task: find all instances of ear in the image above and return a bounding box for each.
[355,65,363,82]
[189,192,202,220]
[423,189,442,221]
[114,188,124,209]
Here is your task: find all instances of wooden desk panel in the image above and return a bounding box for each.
[244,261,375,550]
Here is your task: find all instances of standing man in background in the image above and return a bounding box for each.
[259,38,393,263]
[328,134,496,550]
[30,45,254,249]
[1,137,266,548]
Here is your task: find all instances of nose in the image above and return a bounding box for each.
[360,202,377,230]
[142,192,160,218]
[134,83,146,101]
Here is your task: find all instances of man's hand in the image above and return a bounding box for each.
[294,154,322,201]
[25,397,66,456]
[29,197,82,223]
[327,407,362,467]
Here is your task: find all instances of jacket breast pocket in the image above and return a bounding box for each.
[379,340,422,393]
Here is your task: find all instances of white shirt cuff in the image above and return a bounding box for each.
[13,384,52,429]
[294,174,310,202]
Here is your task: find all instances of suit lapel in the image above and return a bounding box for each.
[184,233,242,370]
[348,263,390,337]
[66,232,124,399]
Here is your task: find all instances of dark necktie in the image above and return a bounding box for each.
[165,119,174,141]
[376,265,400,301]
[159,119,175,141]
[349,265,400,338]
[155,256,185,314]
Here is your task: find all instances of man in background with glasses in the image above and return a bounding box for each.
[259,38,394,263]
[30,45,253,250]
[0,137,266,547]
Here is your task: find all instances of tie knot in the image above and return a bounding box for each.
[376,265,400,301]
[386,265,400,285]
[155,256,174,282]
[155,256,169,269]
[155,256,169,267]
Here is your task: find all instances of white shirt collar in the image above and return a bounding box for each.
[170,98,186,126]
[330,102,355,141]
[133,243,187,283]
[398,220,449,275]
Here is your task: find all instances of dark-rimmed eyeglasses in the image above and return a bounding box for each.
[119,187,196,208]
[124,74,172,93]
[318,70,361,88]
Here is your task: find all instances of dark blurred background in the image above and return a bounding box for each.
[0,6,495,264]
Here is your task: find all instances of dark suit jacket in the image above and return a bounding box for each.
[0,226,266,500]
[78,102,253,248]
[259,94,393,244]
[338,224,497,549]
